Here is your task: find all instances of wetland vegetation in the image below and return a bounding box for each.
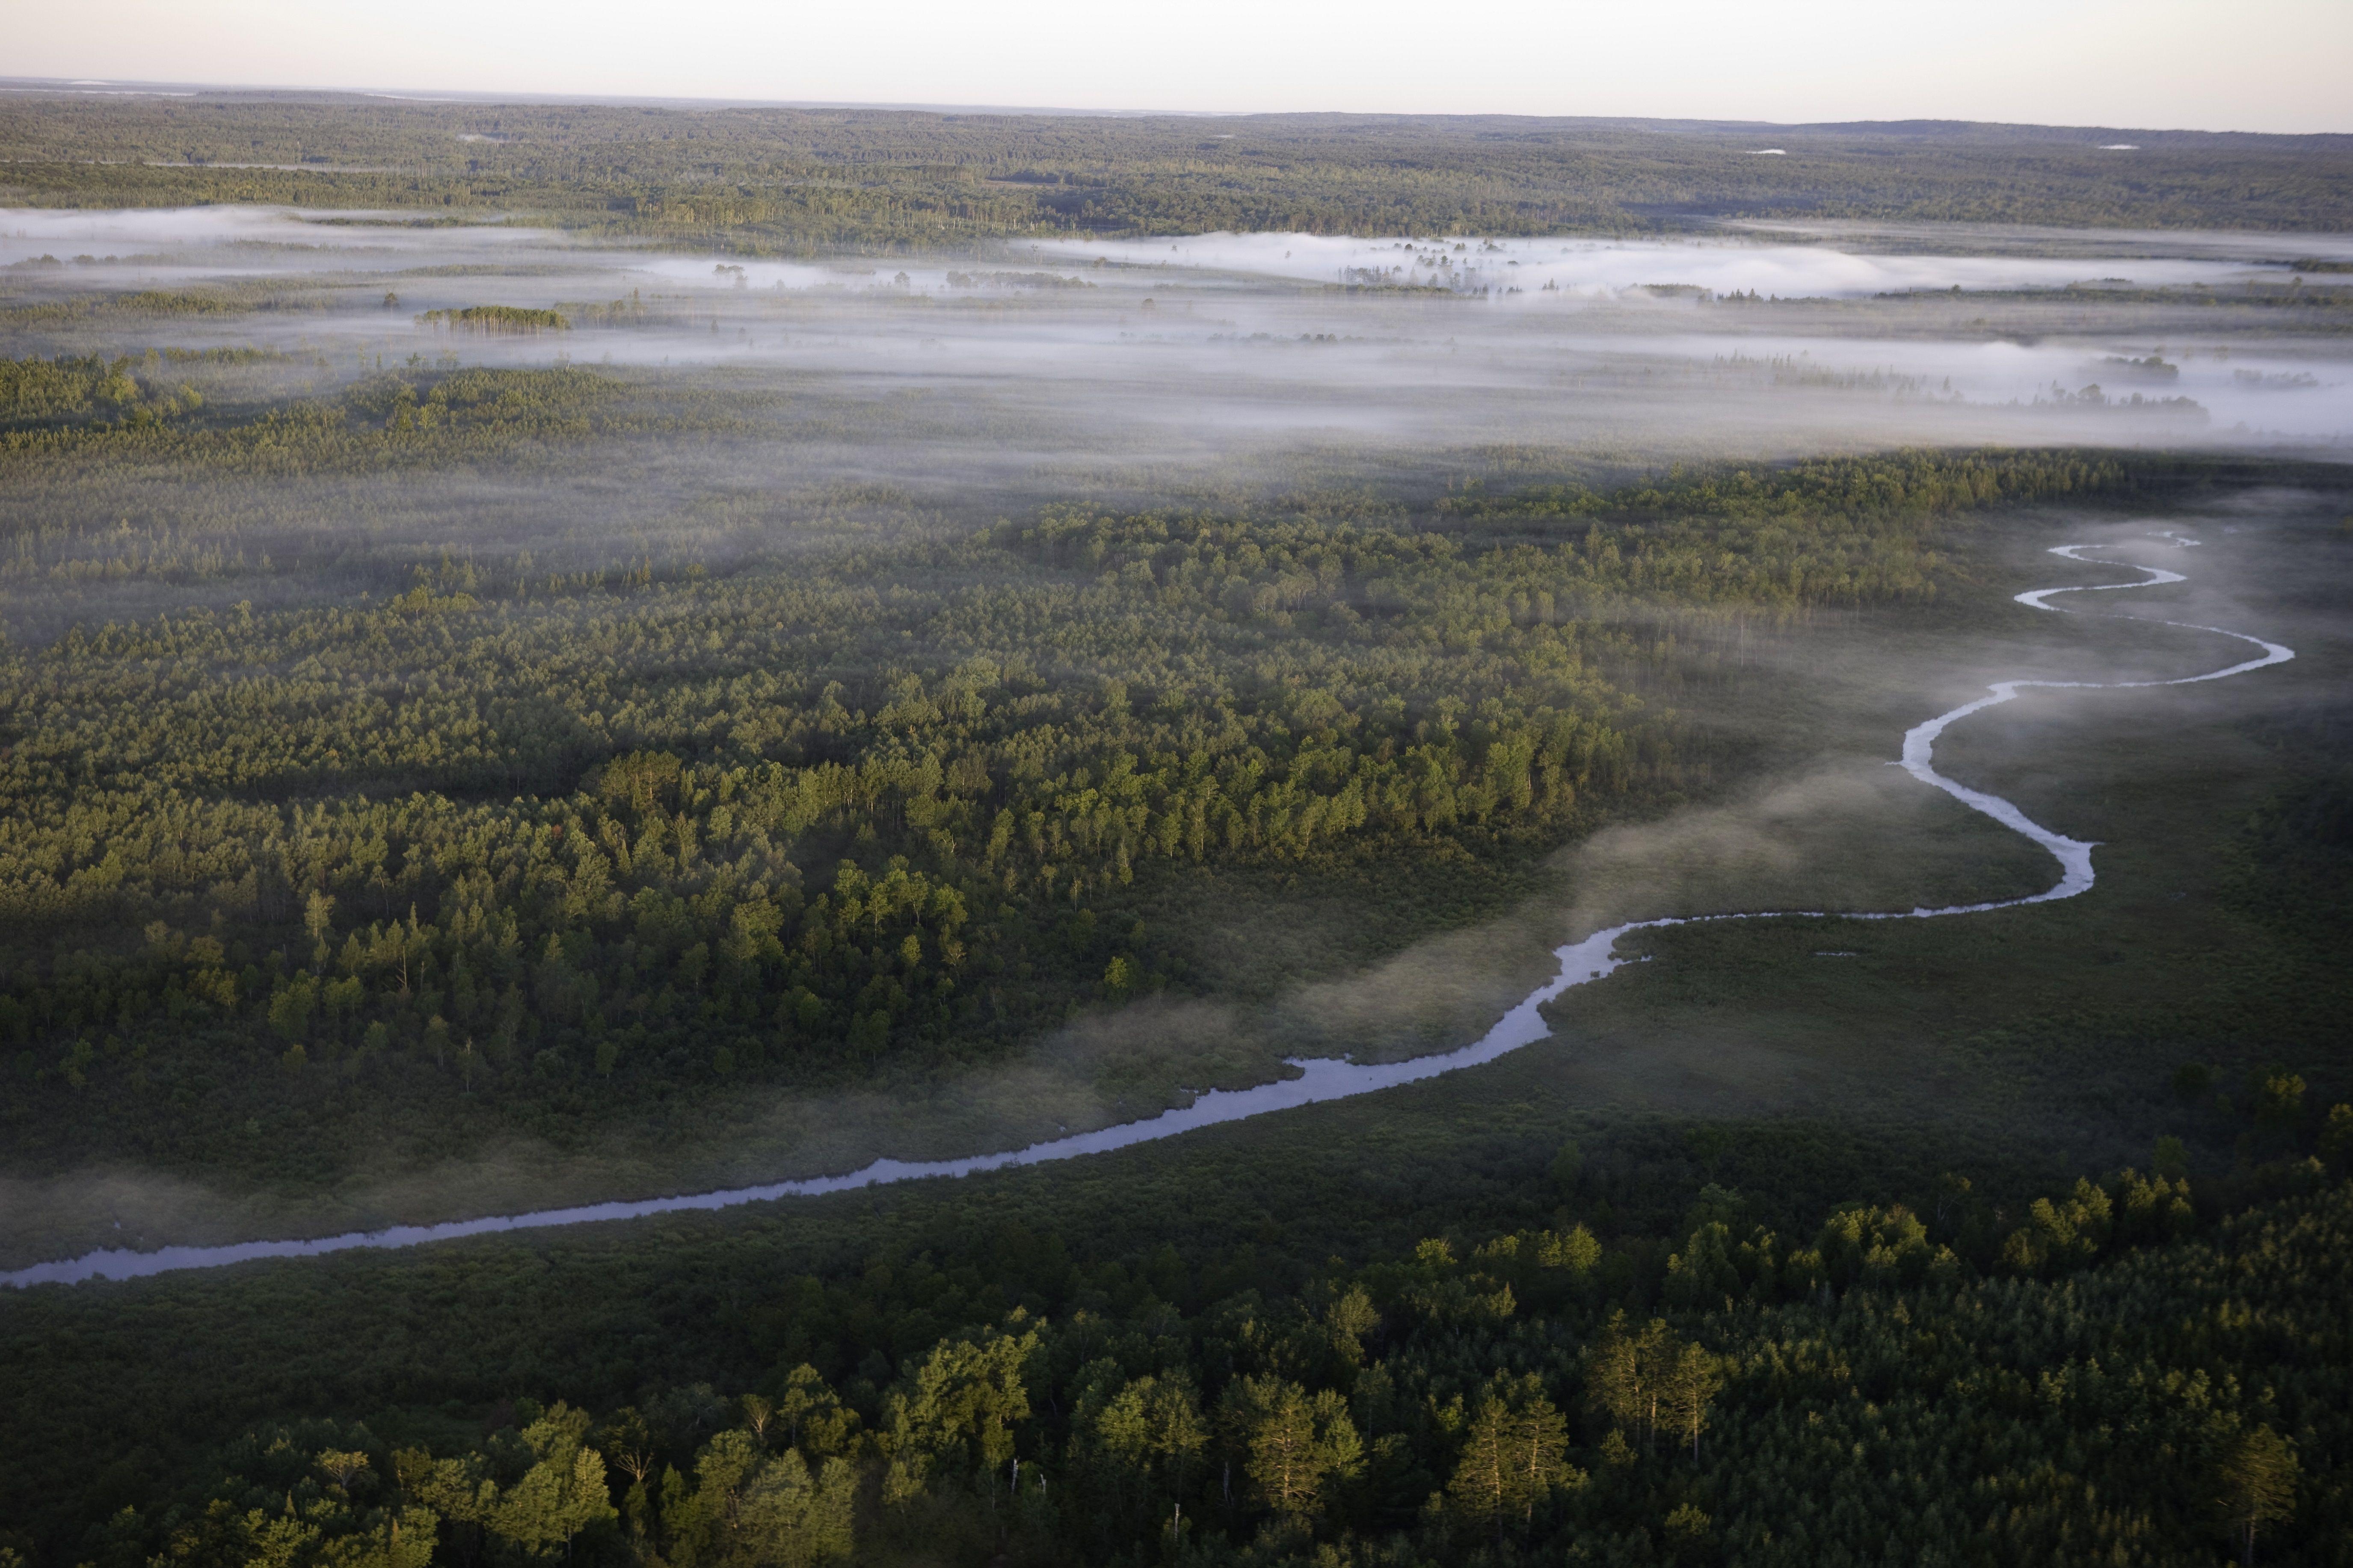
[1,89,2350,1568]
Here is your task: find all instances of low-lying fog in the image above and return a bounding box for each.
[1032,229,2353,296]
[4,204,2347,1263]
[6,207,2350,457]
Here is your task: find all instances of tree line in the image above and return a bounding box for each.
[76,1140,2353,1568]
[6,99,2351,249]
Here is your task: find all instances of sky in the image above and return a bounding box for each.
[8,0,2350,134]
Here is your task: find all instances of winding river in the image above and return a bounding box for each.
[1,538,2295,1289]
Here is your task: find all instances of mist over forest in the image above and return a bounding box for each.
[0,90,2349,1568]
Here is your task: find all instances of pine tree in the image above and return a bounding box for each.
[2218,1426,2298,1567]
[1661,1341,1725,1463]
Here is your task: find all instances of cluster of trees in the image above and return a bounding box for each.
[0,351,210,429]
[2033,382,2211,416]
[1443,446,2129,531]
[414,306,572,335]
[71,1145,2353,1568]
[0,282,330,331]
[0,361,747,469]
[5,99,2350,249]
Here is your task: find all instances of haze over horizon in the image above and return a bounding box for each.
[9,0,2351,136]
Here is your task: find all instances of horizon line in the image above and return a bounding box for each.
[2,77,2346,142]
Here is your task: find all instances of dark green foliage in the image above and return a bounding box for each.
[18,1162,2351,1567]
[2226,773,2353,941]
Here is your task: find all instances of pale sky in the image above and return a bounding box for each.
[10,0,2350,134]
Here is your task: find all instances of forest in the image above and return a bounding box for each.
[0,355,2166,1183]
[4,1105,2348,1568]
[3,352,2347,1564]
[3,97,2352,246]
[4,89,2353,1568]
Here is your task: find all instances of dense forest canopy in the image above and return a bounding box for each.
[5,1117,2350,1567]
[0,355,2165,1184]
